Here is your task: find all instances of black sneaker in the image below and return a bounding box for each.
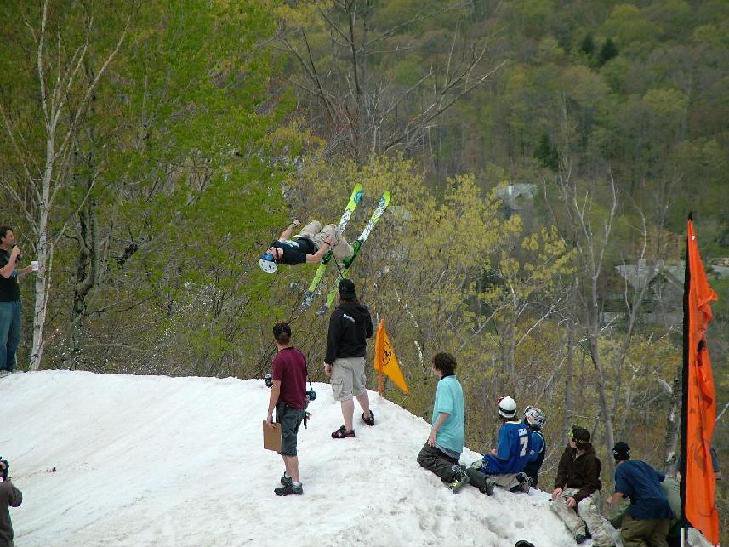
[447,465,470,493]
[281,472,293,487]
[466,466,494,495]
[516,472,531,493]
[481,478,495,496]
[274,482,303,496]
[362,410,375,426]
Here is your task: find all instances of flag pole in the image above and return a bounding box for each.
[680,212,691,547]
[375,319,385,396]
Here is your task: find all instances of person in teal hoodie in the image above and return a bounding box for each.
[416,352,467,491]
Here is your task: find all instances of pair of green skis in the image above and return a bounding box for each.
[300,184,391,315]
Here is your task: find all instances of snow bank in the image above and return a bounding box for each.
[1,371,579,546]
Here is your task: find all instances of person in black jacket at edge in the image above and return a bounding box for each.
[324,279,375,438]
[0,458,22,547]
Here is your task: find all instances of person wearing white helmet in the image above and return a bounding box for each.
[465,396,532,495]
[523,406,546,487]
[258,219,353,273]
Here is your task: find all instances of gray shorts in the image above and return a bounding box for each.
[331,356,367,401]
[276,403,305,456]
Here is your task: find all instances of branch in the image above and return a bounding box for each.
[383,59,505,153]
[0,103,38,198]
[52,19,128,202]
[37,0,49,126]
[716,403,729,424]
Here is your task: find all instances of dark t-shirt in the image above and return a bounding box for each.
[271,346,308,409]
[271,237,316,265]
[0,249,20,302]
[615,460,673,520]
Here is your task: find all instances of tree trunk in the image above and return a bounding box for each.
[30,128,56,371]
[563,319,575,438]
[71,199,97,358]
[589,332,616,474]
[663,375,681,474]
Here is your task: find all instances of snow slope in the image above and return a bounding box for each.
[1,371,581,547]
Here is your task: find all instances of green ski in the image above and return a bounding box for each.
[317,190,391,316]
[300,184,364,309]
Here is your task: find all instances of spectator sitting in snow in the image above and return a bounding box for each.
[324,279,375,438]
[416,352,468,491]
[551,426,617,546]
[522,406,546,488]
[266,322,308,496]
[465,396,532,495]
[259,219,353,272]
[0,458,22,547]
[608,442,673,547]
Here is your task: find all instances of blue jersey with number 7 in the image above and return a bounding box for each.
[481,421,532,474]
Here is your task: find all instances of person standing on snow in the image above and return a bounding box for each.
[551,426,617,546]
[466,396,532,495]
[0,458,22,547]
[416,352,468,491]
[0,226,35,374]
[324,278,375,438]
[608,442,673,547]
[266,322,308,496]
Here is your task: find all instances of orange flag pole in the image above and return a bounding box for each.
[681,215,720,546]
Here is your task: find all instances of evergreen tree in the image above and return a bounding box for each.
[535,133,559,171]
[580,33,596,57]
[598,37,618,66]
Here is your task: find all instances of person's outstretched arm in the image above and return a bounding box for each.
[305,240,332,263]
[278,220,300,241]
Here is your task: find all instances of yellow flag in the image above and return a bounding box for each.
[373,319,409,394]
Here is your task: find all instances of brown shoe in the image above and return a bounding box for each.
[331,425,355,438]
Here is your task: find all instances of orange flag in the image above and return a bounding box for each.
[373,319,409,394]
[683,218,719,545]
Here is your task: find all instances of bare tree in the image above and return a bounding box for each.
[277,0,503,163]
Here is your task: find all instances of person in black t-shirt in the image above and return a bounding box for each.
[259,219,353,273]
[0,226,35,374]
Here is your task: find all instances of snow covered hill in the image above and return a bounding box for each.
[1,371,581,547]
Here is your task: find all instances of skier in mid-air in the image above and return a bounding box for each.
[259,219,353,273]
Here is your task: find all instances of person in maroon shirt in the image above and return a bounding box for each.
[266,322,308,496]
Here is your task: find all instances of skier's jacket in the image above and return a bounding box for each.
[0,479,22,547]
[524,428,545,482]
[325,302,374,364]
[554,443,602,502]
[480,421,533,474]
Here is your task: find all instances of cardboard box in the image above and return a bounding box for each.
[263,420,282,453]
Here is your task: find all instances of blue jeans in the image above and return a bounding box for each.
[0,300,22,372]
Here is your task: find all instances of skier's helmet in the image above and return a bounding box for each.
[259,252,277,274]
[524,406,546,430]
[497,395,517,419]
